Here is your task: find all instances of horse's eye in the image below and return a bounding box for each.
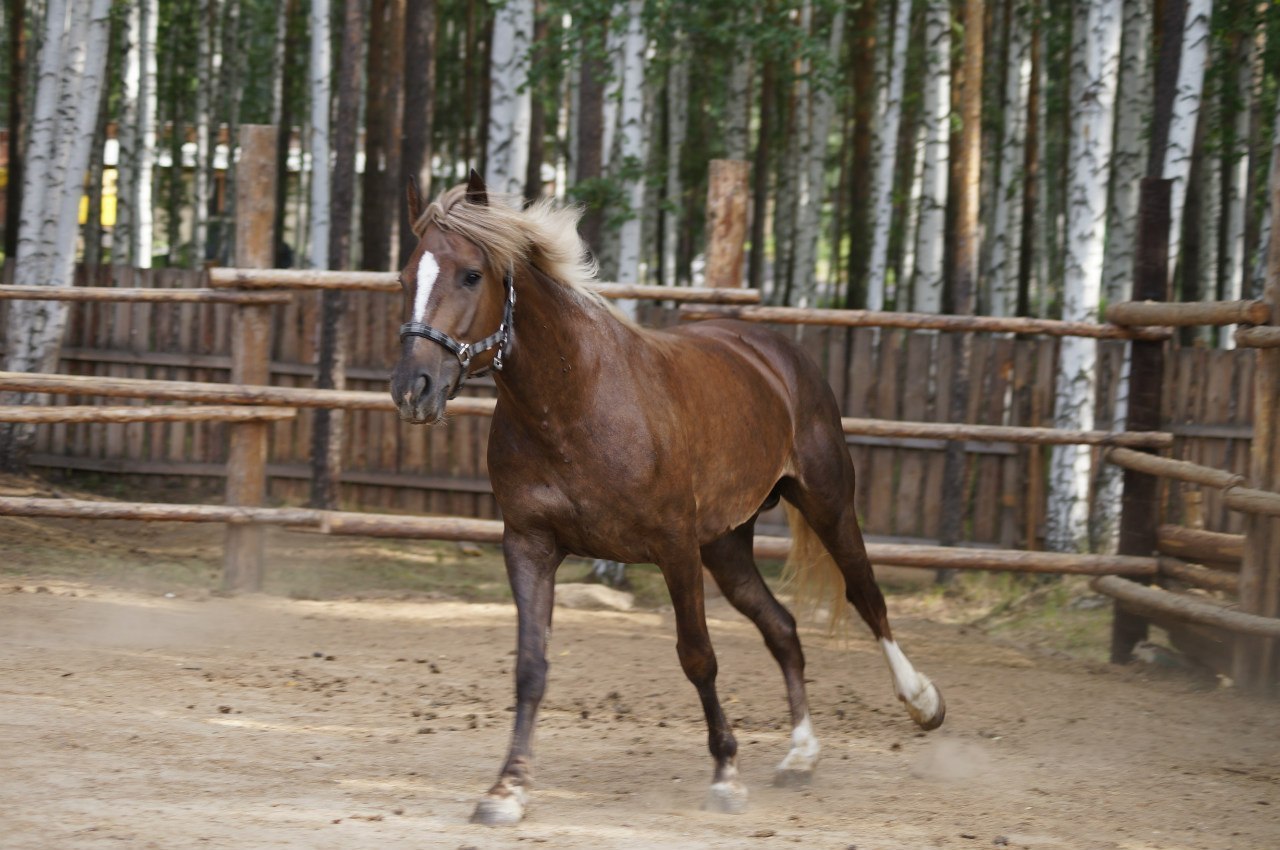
[464,271,482,287]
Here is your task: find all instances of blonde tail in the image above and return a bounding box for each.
[781,503,850,634]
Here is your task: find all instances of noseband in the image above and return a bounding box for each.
[399,269,516,399]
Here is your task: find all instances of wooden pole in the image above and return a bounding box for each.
[1106,299,1270,327]
[1106,446,1244,489]
[1234,147,1280,691]
[1094,575,1280,638]
[0,286,292,304]
[678,304,1171,340]
[224,124,279,594]
[1156,524,1244,567]
[1111,178,1170,664]
[842,418,1174,448]
[704,159,750,289]
[0,405,297,423]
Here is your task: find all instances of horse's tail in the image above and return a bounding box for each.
[781,502,850,634]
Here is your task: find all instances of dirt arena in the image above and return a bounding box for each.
[2,561,1279,850]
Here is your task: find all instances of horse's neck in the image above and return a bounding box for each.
[494,266,629,417]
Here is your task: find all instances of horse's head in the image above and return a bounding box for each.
[390,171,513,424]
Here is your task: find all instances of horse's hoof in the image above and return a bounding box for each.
[470,790,526,826]
[704,779,749,814]
[902,678,946,731]
[772,767,814,788]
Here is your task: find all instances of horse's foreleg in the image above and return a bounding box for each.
[471,529,564,827]
[660,552,746,814]
[701,524,818,788]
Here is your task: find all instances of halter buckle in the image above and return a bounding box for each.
[456,342,472,367]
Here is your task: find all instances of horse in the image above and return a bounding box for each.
[389,171,945,826]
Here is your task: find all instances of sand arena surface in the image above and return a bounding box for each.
[2,579,1278,850]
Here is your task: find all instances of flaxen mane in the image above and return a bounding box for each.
[412,186,614,313]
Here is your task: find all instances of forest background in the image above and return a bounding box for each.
[1,0,1279,553]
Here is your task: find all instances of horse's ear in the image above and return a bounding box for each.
[466,169,489,207]
[406,177,425,226]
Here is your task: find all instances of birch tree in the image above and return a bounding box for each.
[661,32,688,287]
[193,0,215,268]
[117,0,158,268]
[1162,0,1213,288]
[987,0,1031,318]
[308,0,331,272]
[486,0,533,197]
[613,0,648,300]
[723,11,752,164]
[1,0,114,469]
[1221,26,1253,347]
[913,0,950,313]
[866,0,912,312]
[1046,0,1122,552]
[1100,0,1151,304]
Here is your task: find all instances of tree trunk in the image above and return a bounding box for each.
[274,0,301,267]
[613,0,648,307]
[724,10,752,163]
[844,0,876,308]
[1162,0,1212,287]
[115,0,139,266]
[1101,0,1152,304]
[662,32,688,287]
[309,0,331,273]
[193,0,214,268]
[360,0,392,270]
[4,0,27,261]
[485,0,533,196]
[523,3,549,203]
[132,0,158,269]
[865,0,911,311]
[82,16,116,271]
[400,0,437,265]
[575,19,607,256]
[987,0,1031,318]
[748,56,773,292]
[1221,21,1253,347]
[913,0,951,314]
[2,0,114,470]
[1047,0,1122,553]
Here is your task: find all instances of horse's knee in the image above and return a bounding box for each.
[676,639,718,686]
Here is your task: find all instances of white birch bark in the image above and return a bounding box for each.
[724,13,752,163]
[1162,0,1212,286]
[193,0,213,268]
[308,0,331,271]
[912,0,950,313]
[1046,0,1121,553]
[485,0,534,197]
[866,0,911,312]
[1249,93,1280,299]
[794,6,844,309]
[988,0,1031,318]
[3,0,113,461]
[613,0,648,316]
[1100,0,1151,304]
[901,122,925,298]
[134,0,157,269]
[1197,94,1221,328]
[662,34,688,287]
[115,0,138,265]
[1221,33,1254,347]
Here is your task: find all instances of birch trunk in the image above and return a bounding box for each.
[613,0,648,310]
[115,0,138,265]
[988,0,1031,318]
[1221,29,1253,347]
[2,0,113,469]
[1100,0,1151,304]
[193,0,213,268]
[1047,0,1122,552]
[662,34,688,288]
[724,14,752,164]
[308,0,331,271]
[132,0,158,268]
[485,0,533,196]
[1162,0,1213,287]
[866,0,911,312]
[913,0,950,313]
[1249,95,1280,298]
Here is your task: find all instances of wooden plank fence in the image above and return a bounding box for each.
[0,263,1258,548]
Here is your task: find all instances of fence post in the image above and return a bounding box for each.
[1110,178,1171,664]
[704,159,749,288]
[1234,147,1280,692]
[222,125,279,593]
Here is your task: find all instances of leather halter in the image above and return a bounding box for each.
[399,269,516,399]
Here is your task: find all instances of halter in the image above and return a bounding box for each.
[399,269,516,398]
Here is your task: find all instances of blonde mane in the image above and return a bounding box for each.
[412,185,623,318]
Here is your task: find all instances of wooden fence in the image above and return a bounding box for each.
[0,262,1257,548]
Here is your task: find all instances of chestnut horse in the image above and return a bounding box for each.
[389,172,945,826]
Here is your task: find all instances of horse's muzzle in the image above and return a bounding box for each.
[391,370,446,424]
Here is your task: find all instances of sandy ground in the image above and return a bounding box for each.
[2,577,1278,850]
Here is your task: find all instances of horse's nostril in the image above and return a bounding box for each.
[415,374,429,398]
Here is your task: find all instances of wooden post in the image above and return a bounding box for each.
[704,160,749,288]
[223,125,279,593]
[1234,147,1280,692]
[1111,178,1170,664]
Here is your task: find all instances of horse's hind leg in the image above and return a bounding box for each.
[781,465,946,732]
[657,548,747,813]
[701,520,820,787]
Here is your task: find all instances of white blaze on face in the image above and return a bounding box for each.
[880,638,939,719]
[413,250,440,323]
